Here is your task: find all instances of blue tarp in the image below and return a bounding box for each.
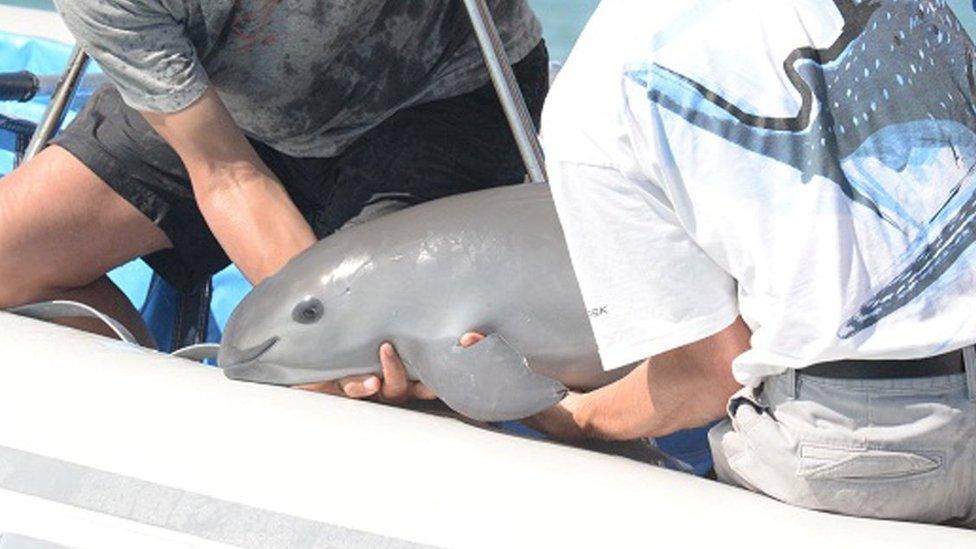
[0,31,79,169]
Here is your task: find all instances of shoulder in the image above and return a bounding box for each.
[53,0,180,28]
[53,0,207,114]
[53,0,191,50]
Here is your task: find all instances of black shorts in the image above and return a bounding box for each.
[53,42,548,290]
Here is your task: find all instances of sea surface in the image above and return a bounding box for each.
[530,0,600,61]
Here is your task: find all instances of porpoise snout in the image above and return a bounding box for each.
[217,336,279,368]
[219,335,332,386]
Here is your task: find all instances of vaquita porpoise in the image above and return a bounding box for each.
[218,183,630,422]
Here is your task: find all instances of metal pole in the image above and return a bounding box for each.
[460,0,547,183]
[22,46,90,162]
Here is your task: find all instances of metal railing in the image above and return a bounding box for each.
[22,45,89,162]
[461,0,548,183]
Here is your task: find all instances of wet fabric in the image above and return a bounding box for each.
[53,0,541,157]
[543,0,976,385]
[53,42,549,290]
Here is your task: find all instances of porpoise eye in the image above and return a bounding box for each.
[292,297,324,324]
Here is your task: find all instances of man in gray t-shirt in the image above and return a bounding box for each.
[0,1,546,400]
[54,0,541,157]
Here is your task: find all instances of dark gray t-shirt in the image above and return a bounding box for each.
[54,0,541,157]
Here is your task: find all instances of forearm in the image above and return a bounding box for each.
[573,356,737,440]
[532,318,750,442]
[192,162,315,284]
[142,87,316,284]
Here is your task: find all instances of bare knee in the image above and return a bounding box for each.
[0,242,60,308]
[0,227,86,309]
[0,270,54,309]
[0,147,169,308]
[0,149,117,307]
[0,175,75,308]
[0,194,38,307]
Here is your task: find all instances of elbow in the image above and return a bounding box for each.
[671,377,741,435]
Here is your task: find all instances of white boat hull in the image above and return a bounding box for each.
[0,312,973,548]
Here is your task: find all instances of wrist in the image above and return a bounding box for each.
[568,392,599,439]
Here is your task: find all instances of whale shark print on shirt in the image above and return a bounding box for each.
[628,0,976,339]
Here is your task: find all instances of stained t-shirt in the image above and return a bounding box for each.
[54,0,541,157]
[543,0,976,386]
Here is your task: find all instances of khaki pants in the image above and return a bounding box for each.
[709,348,976,527]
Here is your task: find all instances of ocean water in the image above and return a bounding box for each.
[530,0,600,61]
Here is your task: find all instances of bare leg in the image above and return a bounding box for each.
[0,146,172,348]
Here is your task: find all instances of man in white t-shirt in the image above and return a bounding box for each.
[531,0,976,525]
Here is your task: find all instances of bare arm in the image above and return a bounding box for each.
[142,89,424,399]
[526,317,750,441]
[140,87,315,284]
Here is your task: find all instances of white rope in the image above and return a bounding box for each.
[171,343,221,362]
[8,300,224,363]
[8,300,138,345]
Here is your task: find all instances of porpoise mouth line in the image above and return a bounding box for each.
[222,336,279,368]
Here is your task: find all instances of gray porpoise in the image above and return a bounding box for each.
[218,183,630,422]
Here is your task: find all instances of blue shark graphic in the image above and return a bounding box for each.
[629,0,976,338]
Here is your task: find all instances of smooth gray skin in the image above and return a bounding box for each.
[218,183,631,422]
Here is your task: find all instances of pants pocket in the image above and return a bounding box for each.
[798,444,943,481]
[715,377,971,523]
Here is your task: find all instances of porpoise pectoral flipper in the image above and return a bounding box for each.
[404,334,568,423]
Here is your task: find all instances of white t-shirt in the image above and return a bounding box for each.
[543,0,976,386]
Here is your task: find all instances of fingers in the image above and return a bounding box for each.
[295,381,345,396]
[296,375,381,399]
[338,375,382,399]
[380,342,439,401]
[297,335,485,403]
[379,342,411,403]
[459,332,486,348]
